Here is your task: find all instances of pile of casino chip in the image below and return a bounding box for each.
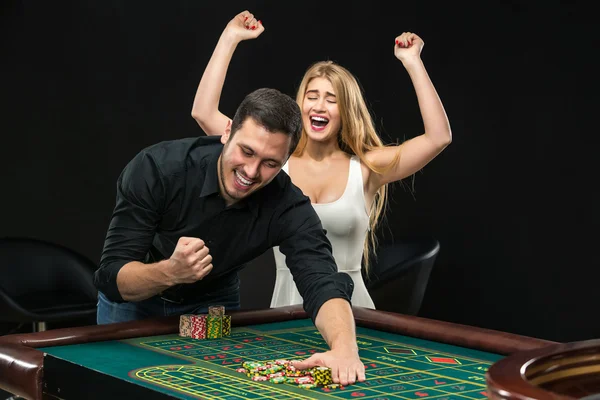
[179,308,340,390]
[235,359,341,390]
[179,305,231,339]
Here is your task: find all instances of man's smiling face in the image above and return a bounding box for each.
[218,117,291,206]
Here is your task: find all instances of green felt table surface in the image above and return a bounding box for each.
[40,318,502,400]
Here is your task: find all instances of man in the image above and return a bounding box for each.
[94,88,365,385]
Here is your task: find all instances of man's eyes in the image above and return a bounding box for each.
[241,149,278,168]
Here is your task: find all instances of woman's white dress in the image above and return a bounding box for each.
[270,155,376,309]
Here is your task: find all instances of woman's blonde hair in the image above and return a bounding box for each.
[293,61,400,275]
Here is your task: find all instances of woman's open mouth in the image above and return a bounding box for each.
[310,116,329,132]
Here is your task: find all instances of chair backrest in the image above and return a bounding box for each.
[366,237,440,315]
[0,237,98,300]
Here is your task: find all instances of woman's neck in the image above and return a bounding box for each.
[303,137,342,161]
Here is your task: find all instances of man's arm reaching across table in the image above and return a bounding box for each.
[294,298,366,386]
[273,195,365,385]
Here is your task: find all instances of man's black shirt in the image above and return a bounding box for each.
[94,136,354,321]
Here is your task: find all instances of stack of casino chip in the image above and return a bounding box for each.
[178,305,231,339]
[208,305,225,316]
[236,359,340,390]
[179,314,207,339]
[222,315,232,336]
[206,315,222,339]
[190,315,207,339]
[311,366,334,386]
[206,305,232,339]
[179,314,193,337]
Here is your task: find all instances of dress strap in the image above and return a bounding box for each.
[349,155,370,220]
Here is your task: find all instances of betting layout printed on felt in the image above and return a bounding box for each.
[123,318,497,400]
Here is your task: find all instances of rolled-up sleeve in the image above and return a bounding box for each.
[94,151,165,302]
[274,200,354,322]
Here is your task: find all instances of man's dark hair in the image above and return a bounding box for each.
[230,88,302,156]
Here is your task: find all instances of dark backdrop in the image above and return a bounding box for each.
[1,0,597,342]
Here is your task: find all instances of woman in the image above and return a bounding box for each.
[191,11,452,309]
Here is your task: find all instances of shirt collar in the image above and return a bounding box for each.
[200,148,260,217]
[199,150,221,198]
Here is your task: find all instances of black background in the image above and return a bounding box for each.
[1,0,598,343]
